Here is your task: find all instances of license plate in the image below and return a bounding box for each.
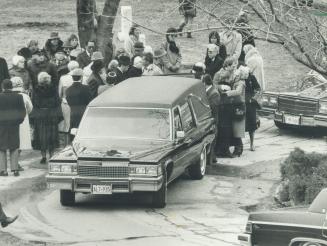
[284,115,299,125]
[92,184,112,194]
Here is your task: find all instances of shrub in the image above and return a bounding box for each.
[280,148,327,205]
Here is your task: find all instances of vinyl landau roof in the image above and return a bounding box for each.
[89,76,202,108]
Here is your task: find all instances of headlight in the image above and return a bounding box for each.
[129,165,161,176]
[319,101,327,114]
[49,163,77,174]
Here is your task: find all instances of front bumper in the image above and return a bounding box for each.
[238,233,252,246]
[274,111,327,127]
[46,175,164,193]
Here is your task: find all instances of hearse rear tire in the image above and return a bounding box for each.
[60,190,75,206]
[152,170,167,208]
[189,147,207,180]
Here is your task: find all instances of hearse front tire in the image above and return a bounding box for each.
[189,147,207,180]
[152,170,167,208]
[60,190,75,206]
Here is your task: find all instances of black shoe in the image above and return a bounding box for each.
[13,171,19,177]
[18,164,24,171]
[187,32,192,38]
[1,215,18,228]
[0,171,8,176]
[40,157,46,164]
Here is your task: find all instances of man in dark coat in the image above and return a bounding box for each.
[0,57,10,92]
[0,79,26,176]
[111,55,130,85]
[27,52,59,90]
[76,41,95,68]
[66,68,92,129]
[205,44,224,78]
[203,74,220,163]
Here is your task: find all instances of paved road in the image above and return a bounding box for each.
[2,118,327,246]
[4,176,254,246]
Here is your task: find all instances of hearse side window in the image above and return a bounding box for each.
[180,102,196,132]
[190,96,212,122]
[173,108,183,137]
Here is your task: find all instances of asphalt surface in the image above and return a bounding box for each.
[1,118,326,246]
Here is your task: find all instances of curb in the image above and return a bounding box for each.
[0,172,47,207]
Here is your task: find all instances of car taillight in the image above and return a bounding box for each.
[245,222,252,233]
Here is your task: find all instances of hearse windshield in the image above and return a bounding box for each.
[78,107,171,141]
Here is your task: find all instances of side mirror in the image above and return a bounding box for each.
[70,128,78,136]
[176,131,185,139]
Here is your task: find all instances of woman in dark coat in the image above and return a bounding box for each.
[244,67,261,151]
[0,79,26,176]
[31,72,62,164]
[86,60,106,99]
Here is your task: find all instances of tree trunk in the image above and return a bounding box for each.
[77,0,120,66]
[76,0,97,48]
[96,0,120,67]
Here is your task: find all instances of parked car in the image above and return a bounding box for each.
[46,76,216,208]
[238,188,327,246]
[259,71,327,129]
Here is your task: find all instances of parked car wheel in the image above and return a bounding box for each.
[189,147,207,180]
[152,169,167,208]
[60,190,75,206]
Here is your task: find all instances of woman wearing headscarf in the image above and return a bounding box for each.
[221,65,247,157]
[11,77,33,151]
[30,72,62,164]
[214,57,235,158]
[244,44,265,91]
[161,27,182,73]
[207,31,227,61]
[9,55,32,93]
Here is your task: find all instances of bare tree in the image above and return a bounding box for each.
[77,0,120,65]
[193,0,327,76]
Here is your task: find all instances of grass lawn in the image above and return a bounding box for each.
[0,0,309,91]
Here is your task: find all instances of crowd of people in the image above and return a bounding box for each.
[0,10,265,177]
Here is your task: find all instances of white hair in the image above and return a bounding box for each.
[67,61,79,71]
[12,55,25,67]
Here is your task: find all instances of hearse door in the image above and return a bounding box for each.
[170,106,191,180]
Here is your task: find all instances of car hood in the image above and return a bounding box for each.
[249,211,324,228]
[70,138,176,162]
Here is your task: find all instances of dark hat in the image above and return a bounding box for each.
[2,79,13,90]
[118,55,130,66]
[134,41,145,49]
[17,47,32,60]
[91,60,104,72]
[50,32,60,39]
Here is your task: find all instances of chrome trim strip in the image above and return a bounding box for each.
[250,220,323,230]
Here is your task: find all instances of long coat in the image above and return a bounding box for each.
[206,85,220,124]
[245,47,265,91]
[0,91,26,150]
[18,92,33,150]
[66,82,92,129]
[226,80,246,138]
[76,51,91,69]
[204,54,224,79]
[0,58,10,92]
[220,30,243,62]
[87,72,105,99]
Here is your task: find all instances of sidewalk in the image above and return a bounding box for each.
[0,150,47,206]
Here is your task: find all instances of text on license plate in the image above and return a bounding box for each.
[284,115,299,125]
[92,184,112,194]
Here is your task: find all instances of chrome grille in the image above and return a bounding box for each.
[279,97,318,116]
[78,165,129,178]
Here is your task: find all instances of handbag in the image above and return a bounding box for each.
[233,103,246,120]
